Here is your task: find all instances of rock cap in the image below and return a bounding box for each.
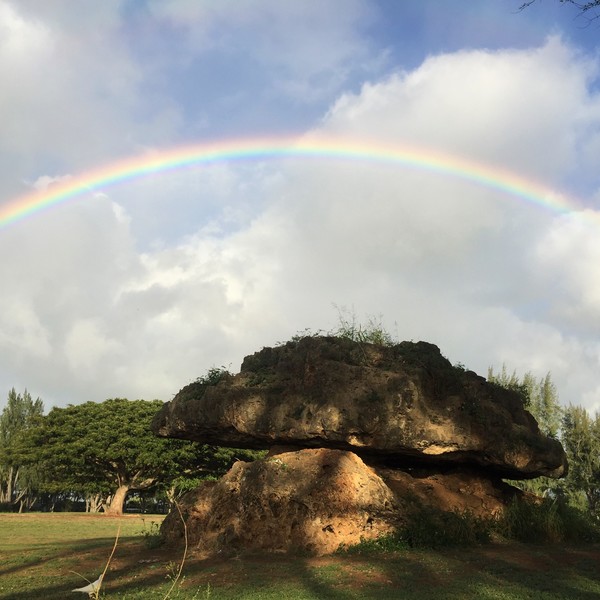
[152,336,568,479]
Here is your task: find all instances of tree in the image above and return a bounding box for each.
[0,388,44,511]
[526,373,562,439]
[487,367,563,497]
[487,366,562,437]
[561,405,600,516]
[29,398,260,515]
[487,364,530,406]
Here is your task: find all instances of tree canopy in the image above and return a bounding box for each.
[29,398,261,515]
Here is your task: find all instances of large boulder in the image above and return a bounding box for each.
[161,448,399,555]
[160,447,518,555]
[152,336,567,479]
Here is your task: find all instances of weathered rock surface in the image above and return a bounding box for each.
[377,466,514,519]
[160,447,518,555]
[152,336,567,479]
[161,448,399,555]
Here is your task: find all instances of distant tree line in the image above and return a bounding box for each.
[488,365,600,518]
[0,379,263,515]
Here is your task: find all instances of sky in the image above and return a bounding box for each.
[1,0,600,413]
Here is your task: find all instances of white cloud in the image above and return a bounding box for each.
[0,0,178,179]
[321,36,596,184]
[30,174,72,191]
[64,319,123,375]
[534,210,600,330]
[2,17,600,417]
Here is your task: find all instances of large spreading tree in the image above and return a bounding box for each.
[30,398,256,515]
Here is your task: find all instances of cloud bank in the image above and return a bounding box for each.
[1,0,599,414]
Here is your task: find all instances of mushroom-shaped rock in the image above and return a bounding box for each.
[152,336,567,479]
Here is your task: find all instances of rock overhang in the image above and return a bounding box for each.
[152,335,568,480]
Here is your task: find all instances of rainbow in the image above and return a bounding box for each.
[0,136,587,229]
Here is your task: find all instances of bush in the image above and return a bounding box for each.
[343,498,600,555]
[400,506,491,548]
[341,507,491,554]
[495,497,600,543]
[338,532,410,554]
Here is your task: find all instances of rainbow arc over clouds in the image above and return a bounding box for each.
[0,136,587,229]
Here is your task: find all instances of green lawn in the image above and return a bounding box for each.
[1,513,600,599]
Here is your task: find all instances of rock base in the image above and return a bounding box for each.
[161,448,519,556]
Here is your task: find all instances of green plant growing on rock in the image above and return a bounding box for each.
[195,366,232,386]
[331,305,396,346]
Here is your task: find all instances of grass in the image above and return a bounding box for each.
[1,513,600,599]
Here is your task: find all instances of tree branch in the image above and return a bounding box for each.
[519,0,600,21]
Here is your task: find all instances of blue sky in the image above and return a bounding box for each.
[1,0,600,413]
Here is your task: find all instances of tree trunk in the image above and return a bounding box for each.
[1,465,16,504]
[105,485,129,516]
[87,493,103,513]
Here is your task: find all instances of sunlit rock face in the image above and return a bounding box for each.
[152,336,567,479]
[161,447,399,556]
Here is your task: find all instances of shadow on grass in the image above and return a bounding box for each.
[0,538,115,579]
[338,543,600,600]
[2,538,600,600]
[0,535,172,600]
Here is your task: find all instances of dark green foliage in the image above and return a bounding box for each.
[488,367,569,500]
[26,398,254,514]
[495,497,600,544]
[28,399,176,512]
[196,366,232,386]
[528,373,562,439]
[175,366,233,405]
[337,532,410,554]
[344,499,599,555]
[487,364,531,407]
[561,405,600,517]
[341,508,491,554]
[490,366,600,521]
[0,388,44,509]
[400,506,491,548]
